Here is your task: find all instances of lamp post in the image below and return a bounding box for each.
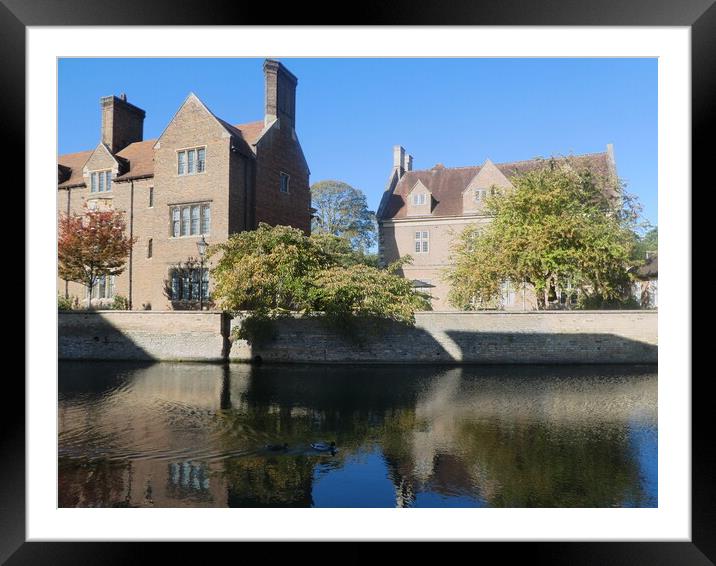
[196,235,208,311]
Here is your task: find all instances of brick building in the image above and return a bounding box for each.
[58,59,310,310]
[377,145,618,311]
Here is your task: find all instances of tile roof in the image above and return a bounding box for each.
[115,139,157,181]
[380,152,614,220]
[57,149,93,188]
[57,120,266,187]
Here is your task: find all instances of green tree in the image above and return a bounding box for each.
[209,223,428,343]
[58,207,136,309]
[445,158,644,310]
[631,226,658,261]
[310,180,377,253]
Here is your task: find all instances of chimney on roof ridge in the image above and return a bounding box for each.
[403,152,413,172]
[393,145,405,169]
[264,59,298,132]
[393,145,413,178]
[100,94,145,153]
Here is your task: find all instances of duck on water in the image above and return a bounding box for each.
[311,441,336,453]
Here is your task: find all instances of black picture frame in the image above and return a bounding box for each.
[8,0,706,562]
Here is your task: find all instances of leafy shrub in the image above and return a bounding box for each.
[58,295,76,311]
[111,295,130,310]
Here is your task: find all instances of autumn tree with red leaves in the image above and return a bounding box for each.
[58,207,136,308]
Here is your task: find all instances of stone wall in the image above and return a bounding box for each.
[230,311,657,364]
[58,311,229,361]
[59,310,657,364]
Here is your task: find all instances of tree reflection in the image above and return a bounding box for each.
[59,362,657,508]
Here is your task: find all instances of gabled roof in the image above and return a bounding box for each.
[407,179,431,195]
[114,139,157,181]
[379,151,614,220]
[58,119,266,186]
[57,149,93,188]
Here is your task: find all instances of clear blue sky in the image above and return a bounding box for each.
[59,58,657,226]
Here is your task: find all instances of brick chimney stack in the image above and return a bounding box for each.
[264,59,298,132]
[100,94,145,153]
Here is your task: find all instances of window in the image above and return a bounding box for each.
[147,238,153,259]
[90,171,112,193]
[474,188,487,202]
[187,149,195,174]
[181,207,190,236]
[177,147,206,176]
[201,204,211,234]
[412,193,426,206]
[170,268,210,302]
[191,205,200,235]
[414,230,429,253]
[88,275,115,300]
[172,208,180,237]
[197,148,206,172]
[148,187,154,208]
[170,203,211,237]
[500,280,516,307]
[280,172,290,193]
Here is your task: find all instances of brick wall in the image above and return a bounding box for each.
[59,311,229,361]
[59,308,656,364]
[253,123,311,233]
[231,310,657,364]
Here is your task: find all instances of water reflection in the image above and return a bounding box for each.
[59,362,657,508]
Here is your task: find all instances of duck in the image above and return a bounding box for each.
[265,443,289,451]
[310,441,336,452]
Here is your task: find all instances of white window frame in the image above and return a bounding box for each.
[412,193,426,206]
[169,202,211,238]
[177,146,207,176]
[90,170,112,193]
[414,230,429,253]
[87,274,115,300]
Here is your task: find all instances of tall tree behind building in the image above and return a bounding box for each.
[310,180,377,253]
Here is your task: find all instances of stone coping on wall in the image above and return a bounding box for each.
[59,310,657,363]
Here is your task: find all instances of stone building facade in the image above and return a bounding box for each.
[376,145,618,311]
[58,59,310,310]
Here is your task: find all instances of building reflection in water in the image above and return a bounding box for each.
[59,361,657,508]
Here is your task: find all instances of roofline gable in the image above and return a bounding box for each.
[82,142,121,175]
[407,179,432,196]
[153,92,233,150]
[461,158,513,194]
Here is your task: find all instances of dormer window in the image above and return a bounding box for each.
[412,193,426,206]
[90,170,112,193]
